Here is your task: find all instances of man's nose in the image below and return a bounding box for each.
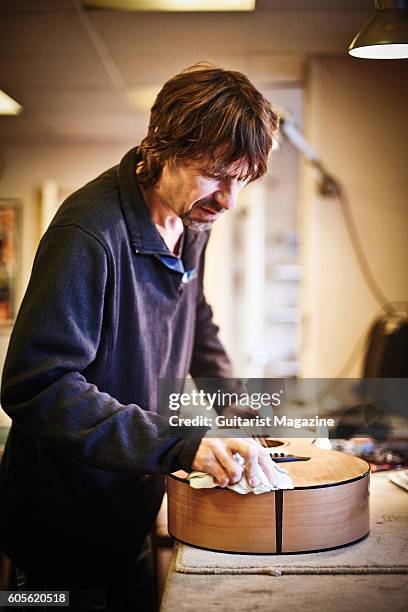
[214,182,239,210]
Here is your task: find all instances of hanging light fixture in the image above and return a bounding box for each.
[349,0,408,59]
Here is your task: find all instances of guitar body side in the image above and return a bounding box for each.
[167,441,370,554]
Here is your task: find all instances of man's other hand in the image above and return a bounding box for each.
[191,437,279,488]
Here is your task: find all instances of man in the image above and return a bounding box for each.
[0,64,279,610]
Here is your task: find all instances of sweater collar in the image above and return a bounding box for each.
[117,147,206,263]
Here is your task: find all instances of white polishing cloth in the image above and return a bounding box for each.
[188,453,294,494]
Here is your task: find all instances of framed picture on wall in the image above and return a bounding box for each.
[0,200,20,327]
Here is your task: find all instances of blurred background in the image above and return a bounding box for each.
[0,0,407,426]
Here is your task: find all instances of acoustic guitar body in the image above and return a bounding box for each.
[167,440,370,554]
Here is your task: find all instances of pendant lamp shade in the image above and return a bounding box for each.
[349,0,408,59]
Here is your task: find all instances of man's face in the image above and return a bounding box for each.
[156,157,250,231]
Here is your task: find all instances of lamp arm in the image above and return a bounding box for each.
[279,115,397,315]
[280,117,341,197]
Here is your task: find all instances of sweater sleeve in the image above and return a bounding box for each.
[1,224,202,474]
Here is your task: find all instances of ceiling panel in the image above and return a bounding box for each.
[111,54,253,88]
[253,9,370,54]
[0,0,74,12]
[0,0,376,144]
[0,0,372,11]
[0,111,147,143]
[92,12,253,60]
[0,13,99,57]
[255,0,371,8]
[0,56,111,89]
[7,88,128,112]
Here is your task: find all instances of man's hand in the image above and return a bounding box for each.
[191,437,279,488]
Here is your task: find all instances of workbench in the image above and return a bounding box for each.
[160,471,408,612]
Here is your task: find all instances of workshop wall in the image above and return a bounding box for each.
[302,56,408,377]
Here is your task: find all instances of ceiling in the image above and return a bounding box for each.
[0,0,372,144]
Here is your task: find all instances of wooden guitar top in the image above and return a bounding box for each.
[171,439,370,488]
[270,439,369,487]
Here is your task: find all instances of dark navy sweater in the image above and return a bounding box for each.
[0,147,233,584]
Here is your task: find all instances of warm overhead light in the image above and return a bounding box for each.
[0,91,23,116]
[83,0,255,11]
[349,0,408,59]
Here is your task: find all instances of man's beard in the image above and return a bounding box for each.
[180,199,224,231]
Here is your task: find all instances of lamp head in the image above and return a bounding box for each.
[349,0,408,59]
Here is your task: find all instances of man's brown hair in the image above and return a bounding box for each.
[137,63,279,187]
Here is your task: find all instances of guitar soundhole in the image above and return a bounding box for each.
[263,439,286,448]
